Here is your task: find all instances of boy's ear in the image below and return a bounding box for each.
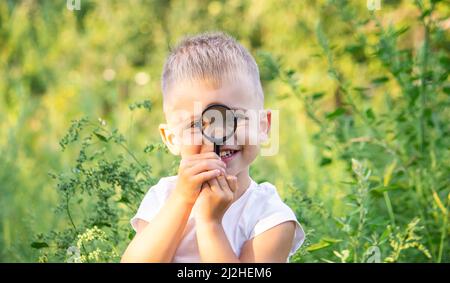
[159,123,181,156]
[259,109,272,143]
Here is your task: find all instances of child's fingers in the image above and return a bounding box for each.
[183,152,220,161]
[187,159,226,175]
[225,175,238,193]
[217,175,234,202]
[194,169,222,184]
[217,175,230,192]
[208,178,223,194]
[180,154,221,169]
[201,182,210,191]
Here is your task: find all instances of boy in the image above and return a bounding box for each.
[121,32,304,263]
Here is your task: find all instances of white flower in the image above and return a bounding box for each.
[66,246,81,263]
[103,68,116,81]
[134,72,150,86]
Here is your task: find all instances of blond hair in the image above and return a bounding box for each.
[161,31,264,110]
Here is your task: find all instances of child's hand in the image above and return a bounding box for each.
[173,152,226,205]
[194,174,238,224]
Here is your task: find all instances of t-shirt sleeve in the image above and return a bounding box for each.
[248,184,305,259]
[130,177,174,232]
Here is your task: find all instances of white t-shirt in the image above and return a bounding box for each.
[130,175,305,263]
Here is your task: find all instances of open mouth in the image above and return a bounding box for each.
[219,149,241,162]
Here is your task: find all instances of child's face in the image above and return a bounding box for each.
[160,77,270,176]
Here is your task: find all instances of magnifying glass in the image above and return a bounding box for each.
[201,104,237,156]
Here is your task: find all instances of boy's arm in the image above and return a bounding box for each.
[120,192,194,263]
[121,152,226,263]
[195,176,296,263]
[196,220,240,263]
[239,221,296,262]
[196,220,295,263]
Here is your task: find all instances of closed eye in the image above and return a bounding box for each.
[190,120,202,129]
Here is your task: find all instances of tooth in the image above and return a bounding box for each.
[220,150,234,158]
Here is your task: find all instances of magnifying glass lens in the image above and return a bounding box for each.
[201,104,236,144]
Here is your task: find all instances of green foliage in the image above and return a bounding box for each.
[32,107,168,262]
[280,0,449,263]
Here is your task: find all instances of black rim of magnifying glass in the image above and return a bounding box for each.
[200,103,237,156]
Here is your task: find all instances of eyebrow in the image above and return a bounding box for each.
[187,106,248,119]
[204,105,248,112]
[173,105,250,125]
[230,106,247,111]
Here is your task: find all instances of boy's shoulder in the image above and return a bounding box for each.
[144,175,178,202]
[147,175,178,196]
[246,181,305,258]
[155,175,178,186]
[246,180,291,211]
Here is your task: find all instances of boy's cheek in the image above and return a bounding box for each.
[240,145,259,165]
[180,145,202,157]
[233,126,260,146]
[180,143,215,157]
[178,129,203,146]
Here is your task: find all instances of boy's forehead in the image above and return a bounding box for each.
[163,78,261,123]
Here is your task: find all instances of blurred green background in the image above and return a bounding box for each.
[0,0,449,262]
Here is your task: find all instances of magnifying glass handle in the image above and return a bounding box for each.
[214,143,220,156]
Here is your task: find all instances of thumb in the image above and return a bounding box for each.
[226,175,238,194]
